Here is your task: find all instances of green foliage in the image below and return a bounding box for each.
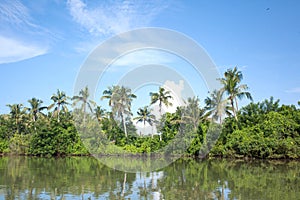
[29,118,88,156]
[0,81,299,159]
[215,99,300,159]
[9,134,31,154]
[0,138,9,153]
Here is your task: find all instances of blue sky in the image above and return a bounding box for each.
[1,0,300,114]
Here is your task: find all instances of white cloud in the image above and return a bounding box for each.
[285,87,300,93]
[0,36,47,64]
[110,50,174,69]
[67,0,169,37]
[0,0,54,63]
[0,0,44,32]
[133,80,185,136]
[0,0,31,26]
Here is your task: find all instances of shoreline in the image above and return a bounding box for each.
[1,152,299,161]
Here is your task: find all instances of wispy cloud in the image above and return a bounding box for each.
[67,0,169,37]
[113,50,174,67]
[0,36,47,64]
[285,87,300,93]
[0,0,31,27]
[0,0,51,63]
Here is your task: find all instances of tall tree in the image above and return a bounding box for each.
[150,87,173,115]
[72,86,96,122]
[94,106,107,123]
[6,104,28,133]
[101,85,136,137]
[204,90,231,124]
[48,89,70,122]
[134,106,156,137]
[28,98,47,122]
[218,67,252,120]
[181,97,206,131]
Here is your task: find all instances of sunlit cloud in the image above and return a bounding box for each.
[112,50,174,67]
[0,0,31,27]
[67,0,169,37]
[0,0,57,63]
[285,87,300,93]
[0,36,47,64]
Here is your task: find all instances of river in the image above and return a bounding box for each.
[0,156,299,199]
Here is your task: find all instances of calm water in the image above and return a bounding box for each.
[0,156,299,200]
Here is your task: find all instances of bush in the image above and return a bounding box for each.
[0,138,9,153]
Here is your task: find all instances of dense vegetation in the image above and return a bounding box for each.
[0,67,299,158]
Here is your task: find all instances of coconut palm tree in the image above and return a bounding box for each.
[134,106,156,137]
[72,86,96,122]
[181,97,206,131]
[6,103,28,133]
[94,106,106,123]
[218,67,252,120]
[204,90,231,124]
[149,87,173,116]
[101,85,136,137]
[48,89,70,122]
[27,98,47,122]
[101,85,119,107]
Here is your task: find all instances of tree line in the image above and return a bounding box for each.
[0,67,299,158]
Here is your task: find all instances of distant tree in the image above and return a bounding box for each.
[72,86,96,122]
[259,96,280,113]
[181,97,206,131]
[205,90,231,123]
[48,89,70,122]
[101,85,136,137]
[28,98,47,122]
[218,67,252,120]
[94,106,106,123]
[150,87,173,115]
[6,104,28,133]
[134,106,156,137]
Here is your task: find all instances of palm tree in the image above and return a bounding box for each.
[204,90,231,124]
[72,86,96,122]
[134,106,156,137]
[94,106,106,123]
[48,89,70,122]
[101,85,136,137]
[6,103,28,133]
[149,87,173,116]
[181,97,206,131]
[101,85,120,107]
[218,67,252,120]
[28,98,47,122]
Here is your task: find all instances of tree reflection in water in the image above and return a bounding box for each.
[0,157,299,199]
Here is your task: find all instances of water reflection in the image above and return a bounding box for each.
[0,156,299,199]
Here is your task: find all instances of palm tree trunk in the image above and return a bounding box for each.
[151,125,154,138]
[121,113,128,137]
[16,118,20,134]
[234,97,239,112]
[230,98,237,121]
[144,121,146,136]
[83,104,86,125]
[57,104,60,122]
[159,101,162,116]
